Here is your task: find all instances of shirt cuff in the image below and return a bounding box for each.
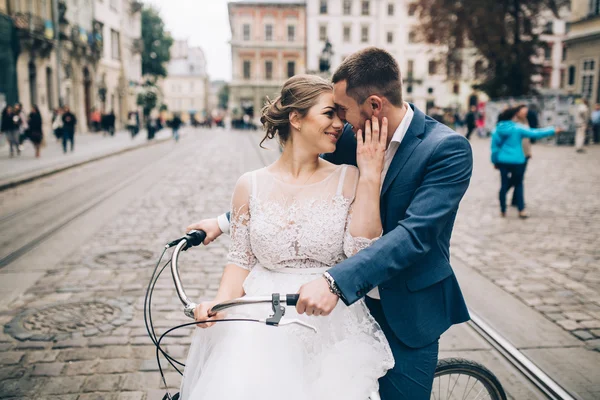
[217,213,231,235]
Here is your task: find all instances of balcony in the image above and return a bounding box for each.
[12,12,54,57]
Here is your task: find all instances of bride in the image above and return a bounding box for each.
[180,75,394,399]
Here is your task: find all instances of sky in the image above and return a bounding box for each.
[144,0,232,81]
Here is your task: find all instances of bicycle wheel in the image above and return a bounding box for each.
[431,358,507,400]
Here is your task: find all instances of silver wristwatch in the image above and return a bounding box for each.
[323,272,342,298]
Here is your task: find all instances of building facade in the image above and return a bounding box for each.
[160,40,209,121]
[564,0,600,104]
[0,0,102,132]
[306,0,486,112]
[228,0,306,123]
[94,0,143,129]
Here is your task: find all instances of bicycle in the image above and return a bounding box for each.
[146,230,507,400]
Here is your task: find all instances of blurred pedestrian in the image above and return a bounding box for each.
[171,113,182,142]
[127,111,140,139]
[491,106,559,219]
[465,105,477,140]
[27,105,44,158]
[105,110,116,136]
[1,105,20,156]
[574,98,590,153]
[13,103,28,148]
[61,106,77,153]
[90,108,101,132]
[52,108,63,141]
[591,103,600,144]
[511,105,532,208]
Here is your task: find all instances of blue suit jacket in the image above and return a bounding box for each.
[325,105,472,349]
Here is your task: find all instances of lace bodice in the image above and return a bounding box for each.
[227,164,375,272]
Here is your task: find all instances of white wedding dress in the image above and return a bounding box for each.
[180,164,394,400]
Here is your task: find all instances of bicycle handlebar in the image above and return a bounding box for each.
[170,231,305,328]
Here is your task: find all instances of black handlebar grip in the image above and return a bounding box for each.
[185,230,207,247]
[286,294,300,306]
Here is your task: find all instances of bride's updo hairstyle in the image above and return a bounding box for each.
[260,74,333,148]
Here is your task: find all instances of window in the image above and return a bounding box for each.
[590,0,600,16]
[407,59,414,78]
[361,26,369,42]
[543,21,553,34]
[319,25,327,41]
[408,30,417,43]
[581,59,596,100]
[408,3,417,16]
[320,0,327,14]
[582,75,594,100]
[265,24,273,41]
[388,3,394,16]
[544,45,552,60]
[343,0,351,15]
[428,60,437,75]
[243,24,250,41]
[568,65,575,86]
[243,60,251,79]
[265,61,273,80]
[288,25,295,42]
[361,1,369,15]
[287,61,295,78]
[387,31,393,44]
[562,46,567,61]
[343,26,351,42]
[111,29,120,60]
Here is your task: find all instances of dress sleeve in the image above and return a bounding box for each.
[341,166,381,257]
[226,173,258,270]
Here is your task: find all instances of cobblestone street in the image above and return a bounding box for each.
[453,137,600,349]
[0,128,598,399]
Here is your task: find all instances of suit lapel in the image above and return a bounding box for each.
[380,104,426,197]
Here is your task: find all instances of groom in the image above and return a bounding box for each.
[188,48,472,399]
[295,47,472,399]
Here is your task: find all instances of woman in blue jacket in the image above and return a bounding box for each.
[491,105,559,218]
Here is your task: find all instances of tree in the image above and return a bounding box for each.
[137,81,159,117]
[141,6,173,80]
[416,0,568,98]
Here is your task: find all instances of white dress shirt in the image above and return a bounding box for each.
[217,103,415,300]
[367,103,414,299]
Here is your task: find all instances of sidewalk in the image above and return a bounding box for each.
[0,128,177,191]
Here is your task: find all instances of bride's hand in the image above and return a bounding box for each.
[356,116,388,181]
[194,300,222,328]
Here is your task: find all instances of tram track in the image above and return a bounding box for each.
[0,133,216,271]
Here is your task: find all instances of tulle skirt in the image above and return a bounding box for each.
[180,266,395,400]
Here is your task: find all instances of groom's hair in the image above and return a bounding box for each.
[332,47,403,107]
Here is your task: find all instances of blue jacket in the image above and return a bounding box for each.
[491,121,555,165]
[325,105,472,348]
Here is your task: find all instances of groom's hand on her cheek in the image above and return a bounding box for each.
[296,278,339,316]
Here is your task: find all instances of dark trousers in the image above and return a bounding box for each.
[466,125,476,140]
[62,130,74,153]
[498,163,526,213]
[366,297,439,400]
[511,158,528,206]
[593,124,600,143]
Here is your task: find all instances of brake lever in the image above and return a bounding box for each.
[257,318,318,333]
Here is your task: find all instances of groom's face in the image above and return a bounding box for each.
[333,81,371,135]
